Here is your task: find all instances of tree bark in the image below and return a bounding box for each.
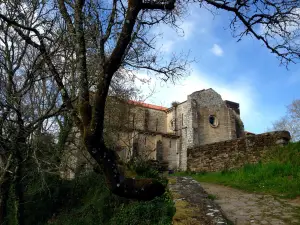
[0,174,10,225]
[84,135,165,201]
[12,156,24,225]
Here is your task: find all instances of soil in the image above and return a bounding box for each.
[200,182,300,225]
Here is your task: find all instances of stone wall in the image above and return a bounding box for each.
[187,89,244,147]
[172,102,188,170]
[197,105,237,145]
[187,131,291,172]
[129,107,167,133]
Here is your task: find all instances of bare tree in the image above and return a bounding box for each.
[0,0,300,207]
[0,4,69,223]
[201,0,300,65]
[271,100,300,141]
[0,0,188,203]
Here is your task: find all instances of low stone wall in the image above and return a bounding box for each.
[187,131,291,172]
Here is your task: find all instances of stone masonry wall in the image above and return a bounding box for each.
[187,131,291,172]
[130,107,167,133]
[197,105,237,145]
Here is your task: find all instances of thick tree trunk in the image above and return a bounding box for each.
[13,159,24,225]
[0,174,10,225]
[84,136,165,201]
[0,157,24,225]
[9,130,26,225]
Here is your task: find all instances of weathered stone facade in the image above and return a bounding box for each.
[62,88,291,178]
[187,131,291,172]
[116,88,245,171]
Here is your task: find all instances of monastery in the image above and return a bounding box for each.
[115,88,244,170]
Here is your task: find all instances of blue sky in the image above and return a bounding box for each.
[137,5,300,134]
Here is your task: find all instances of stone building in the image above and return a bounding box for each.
[115,88,244,171]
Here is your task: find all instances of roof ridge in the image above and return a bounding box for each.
[128,100,168,111]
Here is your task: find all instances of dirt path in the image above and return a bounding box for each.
[200,182,300,225]
[168,176,230,225]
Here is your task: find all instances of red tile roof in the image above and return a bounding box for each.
[245,131,255,136]
[128,100,168,111]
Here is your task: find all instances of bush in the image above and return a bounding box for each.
[47,171,174,225]
[127,158,168,186]
[109,190,175,225]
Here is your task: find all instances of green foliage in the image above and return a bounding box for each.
[46,173,121,225]
[127,158,168,187]
[109,191,175,225]
[177,142,300,198]
[207,194,217,200]
[46,172,174,225]
[20,166,174,225]
[3,138,174,225]
[23,174,71,225]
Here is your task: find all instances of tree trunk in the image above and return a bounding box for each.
[0,157,24,225]
[84,136,165,201]
[0,173,10,225]
[12,159,24,225]
[9,130,26,225]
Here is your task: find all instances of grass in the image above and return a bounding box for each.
[16,160,175,225]
[176,142,300,199]
[46,174,175,225]
[207,194,217,200]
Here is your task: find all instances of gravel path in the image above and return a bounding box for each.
[200,182,300,225]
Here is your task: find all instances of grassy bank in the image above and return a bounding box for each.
[178,142,300,198]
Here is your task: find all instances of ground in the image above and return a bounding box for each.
[201,182,300,225]
[168,176,229,224]
[169,176,300,225]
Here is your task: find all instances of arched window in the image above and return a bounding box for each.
[209,115,219,127]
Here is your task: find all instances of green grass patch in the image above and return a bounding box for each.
[177,142,300,199]
[207,194,217,200]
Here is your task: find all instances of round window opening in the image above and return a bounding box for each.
[209,115,219,127]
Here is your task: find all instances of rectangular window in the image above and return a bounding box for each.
[169,139,172,148]
[144,137,147,146]
[156,118,158,131]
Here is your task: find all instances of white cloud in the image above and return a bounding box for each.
[135,67,264,133]
[152,13,197,53]
[210,44,224,56]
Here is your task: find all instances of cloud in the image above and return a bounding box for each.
[210,44,224,56]
[135,67,264,133]
[152,12,197,53]
[180,21,195,40]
